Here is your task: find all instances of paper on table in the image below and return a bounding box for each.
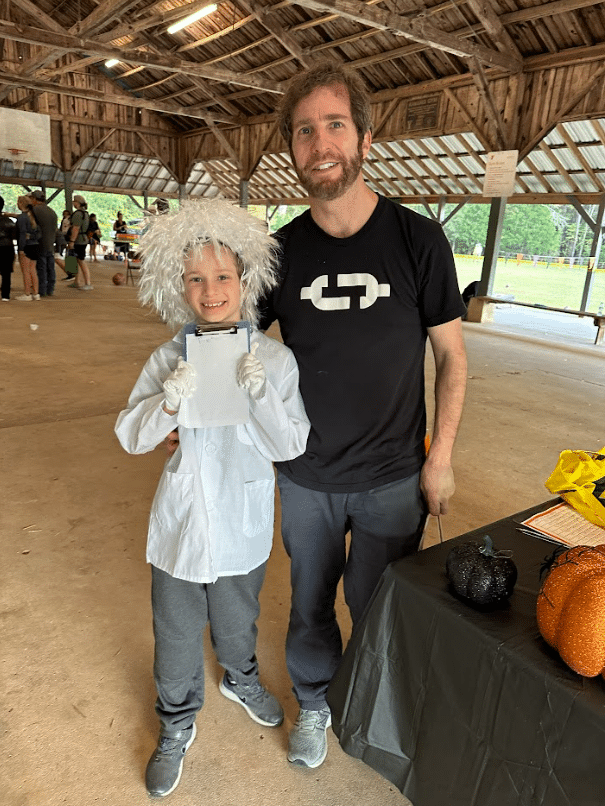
[522,501,605,547]
[177,326,250,428]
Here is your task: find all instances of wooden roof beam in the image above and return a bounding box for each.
[518,61,605,159]
[0,21,283,93]
[203,115,243,168]
[291,0,522,72]
[395,139,454,195]
[464,0,523,62]
[468,56,508,150]
[521,155,556,192]
[557,125,605,191]
[0,68,239,125]
[239,0,313,68]
[537,141,580,192]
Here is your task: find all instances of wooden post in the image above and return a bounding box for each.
[580,194,605,312]
[239,179,249,209]
[478,197,507,297]
[63,171,73,210]
[467,197,507,324]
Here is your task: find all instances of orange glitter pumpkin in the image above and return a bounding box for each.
[537,544,605,677]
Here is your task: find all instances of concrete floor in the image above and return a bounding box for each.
[1,261,604,806]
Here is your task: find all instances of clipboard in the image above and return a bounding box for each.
[177,322,251,428]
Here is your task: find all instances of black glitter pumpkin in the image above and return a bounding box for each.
[445,535,518,607]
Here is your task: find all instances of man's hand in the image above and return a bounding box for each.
[163,357,196,413]
[165,430,179,457]
[420,457,455,516]
[236,342,266,400]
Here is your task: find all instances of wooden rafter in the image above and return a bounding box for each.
[291,0,522,72]
[0,68,238,125]
[557,125,605,191]
[238,0,312,68]
[464,0,523,61]
[442,87,492,152]
[518,62,605,159]
[522,155,555,193]
[0,21,283,94]
[396,139,453,195]
[537,140,580,192]
[468,57,508,151]
[203,115,243,168]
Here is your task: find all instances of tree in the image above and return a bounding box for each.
[267,204,308,232]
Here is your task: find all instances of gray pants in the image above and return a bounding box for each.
[151,562,267,735]
[277,471,427,710]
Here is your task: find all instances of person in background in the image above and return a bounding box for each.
[57,210,71,256]
[114,199,310,799]
[86,213,102,262]
[67,195,93,291]
[259,60,468,769]
[0,195,17,301]
[28,190,58,297]
[54,210,77,280]
[14,195,40,301]
[113,210,129,257]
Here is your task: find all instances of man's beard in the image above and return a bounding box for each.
[294,141,364,201]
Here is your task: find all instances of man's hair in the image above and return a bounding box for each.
[278,60,372,147]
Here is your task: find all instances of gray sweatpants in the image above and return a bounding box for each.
[277,471,427,710]
[150,562,267,735]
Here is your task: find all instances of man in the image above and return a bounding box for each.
[67,195,93,290]
[0,195,17,300]
[28,190,58,297]
[260,61,468,769]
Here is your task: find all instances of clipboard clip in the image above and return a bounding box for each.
[194,323,239,337]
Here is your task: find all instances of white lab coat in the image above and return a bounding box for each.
[115,326,310,583]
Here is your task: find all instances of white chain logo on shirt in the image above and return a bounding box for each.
[300,273,391,310]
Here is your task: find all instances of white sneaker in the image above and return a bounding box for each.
[16,294,33,301]
[1,298,9,302]
[32,294,41,300]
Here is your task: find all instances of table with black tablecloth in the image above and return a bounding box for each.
[326,502,605,806]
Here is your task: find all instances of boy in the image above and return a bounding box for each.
[115,200,310,798]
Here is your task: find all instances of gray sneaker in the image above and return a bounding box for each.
[288,706,332,768]
[219,672,284,727]
[145,723,196,798]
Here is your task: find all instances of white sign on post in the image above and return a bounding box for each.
[482,150,518,197]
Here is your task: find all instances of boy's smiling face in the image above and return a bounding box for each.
[183,243,242,325]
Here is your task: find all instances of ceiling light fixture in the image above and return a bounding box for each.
[105,59,119,68]
[167,3,218,34]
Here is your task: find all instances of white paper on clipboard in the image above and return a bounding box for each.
[178,323,251,428]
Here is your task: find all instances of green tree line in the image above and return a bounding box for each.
[1,183,600,263]
[0,185,168,239]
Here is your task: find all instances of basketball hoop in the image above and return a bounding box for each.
[8,148,28,170]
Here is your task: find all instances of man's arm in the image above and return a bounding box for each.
[422,317,467,516]
[68,214,80,248]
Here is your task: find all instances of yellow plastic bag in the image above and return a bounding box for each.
[545,447,605,529]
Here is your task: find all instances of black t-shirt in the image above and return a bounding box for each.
[260,195,465,493]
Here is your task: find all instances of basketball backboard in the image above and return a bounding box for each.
[0,108,52,169]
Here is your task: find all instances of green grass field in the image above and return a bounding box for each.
[454,256,605,312]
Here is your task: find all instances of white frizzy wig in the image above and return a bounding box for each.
[138,199,277,330]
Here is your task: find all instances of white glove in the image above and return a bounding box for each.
[163,357,196,412]
[237,342,266,400]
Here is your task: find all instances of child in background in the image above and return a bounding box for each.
[114,200,309,799]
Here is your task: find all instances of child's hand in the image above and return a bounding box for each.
[237,342,266,400]
[163,357,196,413]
